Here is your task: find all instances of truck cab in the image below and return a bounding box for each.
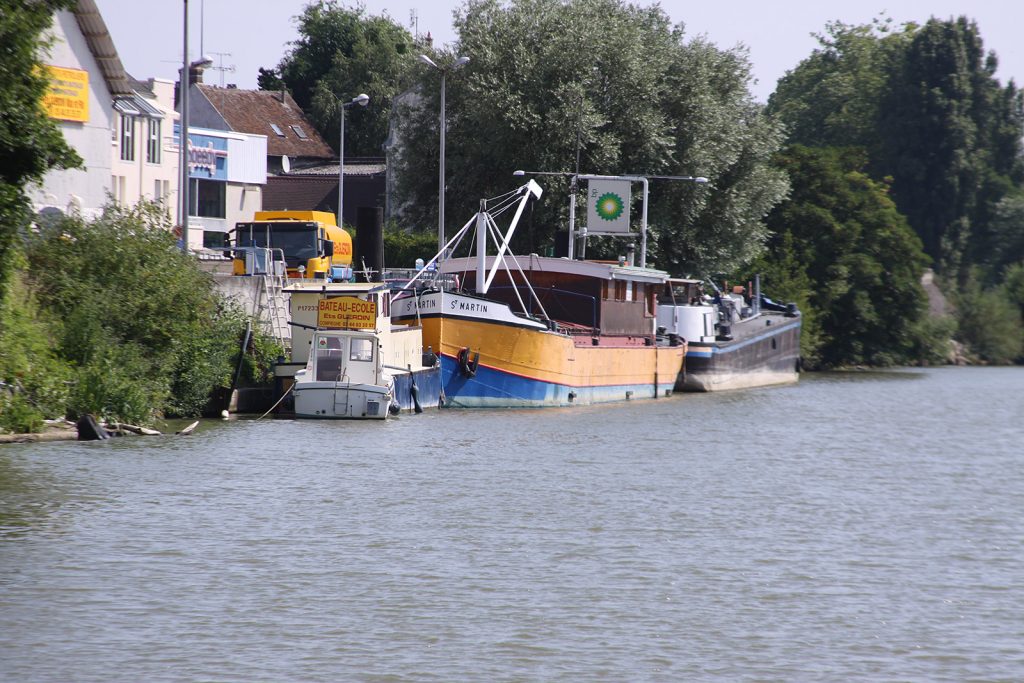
[232,211,353,280]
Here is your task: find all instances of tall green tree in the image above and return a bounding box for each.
[880,17,1024,276]
[0,0,81,300]
[261,0,415,157]
[764,146,932,368]
[392,0,788,275]
[768,17,1024,278]
[982,193,1024,281]
[769,18,914,152]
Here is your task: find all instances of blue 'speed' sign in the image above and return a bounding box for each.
[187,133,229,180]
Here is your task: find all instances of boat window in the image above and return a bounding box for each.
[350,338,373,362]
[315,336,343,381]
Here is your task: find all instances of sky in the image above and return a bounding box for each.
[91,0,1023,103]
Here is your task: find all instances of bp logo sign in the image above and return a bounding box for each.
[595,192,625,221]
[587,179,631,233]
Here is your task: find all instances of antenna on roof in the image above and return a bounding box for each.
[209,52,236,88]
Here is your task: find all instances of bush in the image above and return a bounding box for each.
[907,314,957,365]
[0,253,71,433]
[68,345,167,425]
[955,272,1024,364]
[382,227,439,269]
[20,202,256,423]
[0,394,45,434]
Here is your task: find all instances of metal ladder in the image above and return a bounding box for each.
[252,248,290,351]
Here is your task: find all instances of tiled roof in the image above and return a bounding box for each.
[196,85,335,160]
[287,159,386,177]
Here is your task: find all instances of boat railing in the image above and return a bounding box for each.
[384,268,458,292]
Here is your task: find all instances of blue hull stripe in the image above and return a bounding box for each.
[439,357,673,407]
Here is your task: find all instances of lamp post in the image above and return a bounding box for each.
[513,170,709,266]
[337,93,370,228]
[419,54,469,257]
[178,0,212,252]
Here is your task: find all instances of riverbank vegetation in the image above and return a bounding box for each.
[767,16,1023,366]
[0,204,279,433]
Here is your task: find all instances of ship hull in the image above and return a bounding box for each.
[682,314,801,392]
[394,290,684,408]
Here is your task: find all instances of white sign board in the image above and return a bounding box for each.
[586,179,631,233]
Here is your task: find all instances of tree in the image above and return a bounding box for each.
[768,17,1024,279]
[0,0,81,299]
[262,0,415,157]
[983,193,1024,281]
[392,0,788,275]
[764,146,932,368]
[768,18,914,152]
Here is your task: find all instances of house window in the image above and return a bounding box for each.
[290,125,308,139]
[120,115,134,161]
[270,123,285,137]
[146,118,161,163]
[189,179,226,218]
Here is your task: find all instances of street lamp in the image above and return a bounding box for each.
[178,0,213,252]
[419,54,469,257]
[337,93,370,228]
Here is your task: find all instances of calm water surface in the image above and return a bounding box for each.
[1,367,1022,681]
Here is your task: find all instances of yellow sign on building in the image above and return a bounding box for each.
[42,66,89,122]
[317,296,377,329]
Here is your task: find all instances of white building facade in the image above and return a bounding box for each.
[178,125,267,249]
[109,78,178,219]
[31,1,267,251]
[30,6,122,217]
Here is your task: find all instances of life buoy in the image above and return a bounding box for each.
[457,347,479,378]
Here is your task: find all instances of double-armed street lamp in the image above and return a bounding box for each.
[419,54,470,257]
[513,169,709,266]
[337,93,370,227]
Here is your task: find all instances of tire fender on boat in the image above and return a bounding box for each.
[457,347,479,378]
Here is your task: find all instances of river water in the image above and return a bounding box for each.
[1,366,1022,681]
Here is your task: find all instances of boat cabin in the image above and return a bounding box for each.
[441,255,665,338]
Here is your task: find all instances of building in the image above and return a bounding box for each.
[30,0,130,217]
[108,77,178,217]
[31,1,268,251]
[177,124,268,249]
[189,85,386,228]
[189,85,334,174]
